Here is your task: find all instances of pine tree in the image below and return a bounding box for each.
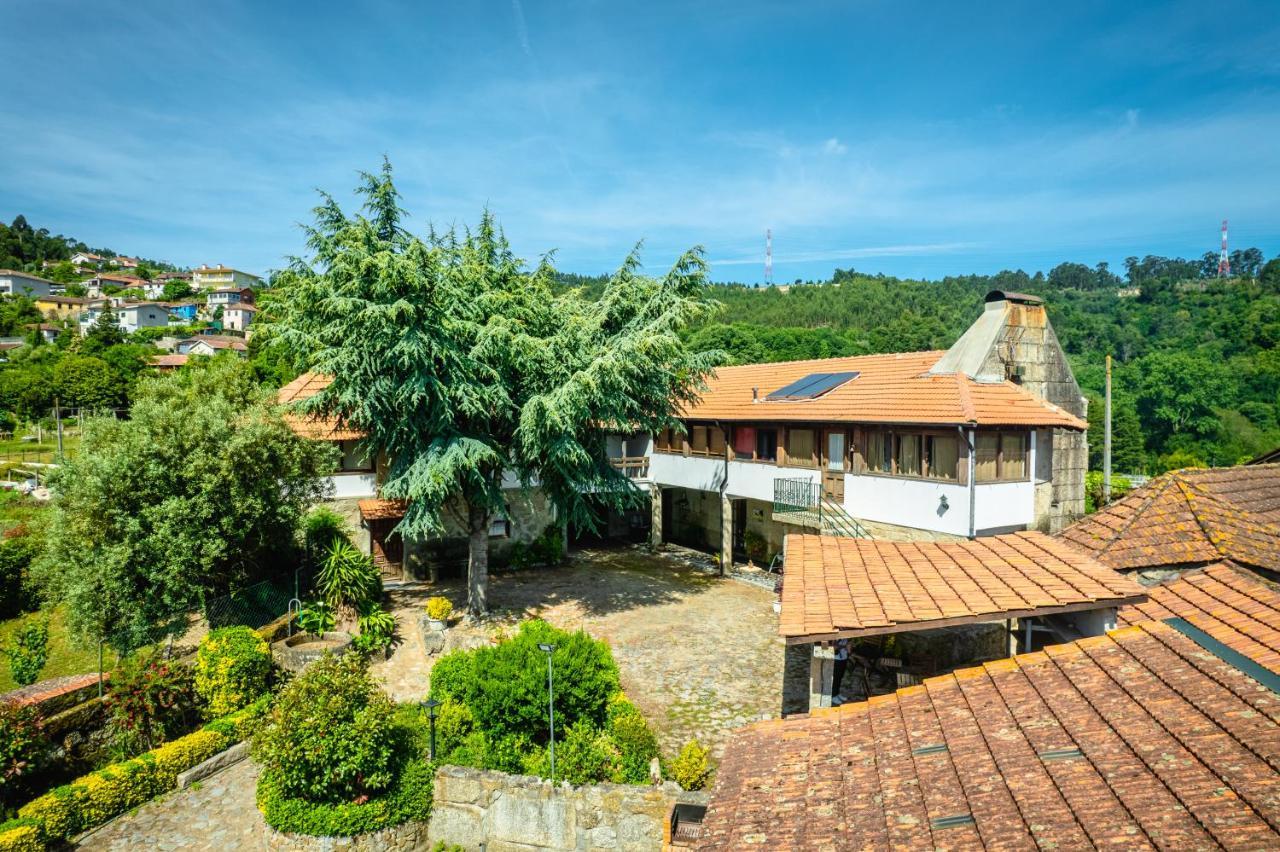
[266,161,719,616]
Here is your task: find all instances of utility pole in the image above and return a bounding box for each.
[1103,355,1112,504]
[54,398,63,460]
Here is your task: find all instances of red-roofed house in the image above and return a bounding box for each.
[652,291,1089,570]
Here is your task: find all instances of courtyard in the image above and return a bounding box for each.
[76,546,784,849]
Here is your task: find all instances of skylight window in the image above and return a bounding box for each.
[765,371,859,401]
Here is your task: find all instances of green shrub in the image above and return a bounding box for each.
[353,605,397,655]
[554,720,620,785]
[302,507,352,555]
[193,626,272,719]
[425,596,453,621]
[429,620,619,746]
[104,653,196,755]
[2,621,48,687]
[667,739,711,791]
[256,754,432,837]
[606,696,659,784]
[16,698,268,844]
[317,539,381,628]
[432,696,475,758]
[0,818,40,852]
[252,653,398,805]
[0,534,41,621]
[297,601,335,636]
[0,704,49,811]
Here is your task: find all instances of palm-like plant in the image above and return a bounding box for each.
[318,539,381,631]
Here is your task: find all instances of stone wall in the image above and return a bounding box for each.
[428,765,707,851]
[260,819,428,851]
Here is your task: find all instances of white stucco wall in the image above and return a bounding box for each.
[329,473,377,499]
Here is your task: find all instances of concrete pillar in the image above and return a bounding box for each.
[809,643,835,711]
[649,487,663,550]
[720,494,733,575]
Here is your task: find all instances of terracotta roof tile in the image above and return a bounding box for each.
[779,531,1146,641]
[357,498,406,521]
[699,621,1280,850]
[276,372,364,441]
[680,351,1086,429]
[1118,561,1280,675]
[1060,466,1280,572]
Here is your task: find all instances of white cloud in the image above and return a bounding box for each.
[822,137,848,155]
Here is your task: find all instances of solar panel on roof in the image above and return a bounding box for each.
[765,371,859,401]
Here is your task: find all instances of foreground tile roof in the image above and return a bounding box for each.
[679,351,1087,429]
[357,498,406,520]
[277,372,363,441]
[1059,466,1280,573]
[700,620,1280,851]
[1119,561,1280,675]
[780,532,1145,642]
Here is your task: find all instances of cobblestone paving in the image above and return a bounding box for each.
[374,545,785,757]
[77,759,261,851]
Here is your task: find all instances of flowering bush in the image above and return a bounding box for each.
[0,703,48,811]
[424,597,453,622]
[667,739,711,791]
[193,626,272,719]
[104,653,195,755]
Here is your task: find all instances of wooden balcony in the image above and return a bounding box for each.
[611,456,650,480]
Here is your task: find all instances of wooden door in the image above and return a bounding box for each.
[370,520,403,580]
[823,430,846,501]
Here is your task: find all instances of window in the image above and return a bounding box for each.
[975,431,1028,482]
[925,434,959,481]
[866,431,892,473]
[785,428,814,466]
[1001,433,1027,479]
[489,513,510,537]
[756,429,778,461]
[827,432,846,471]
[338,440,374,472]
[654,428,676,452]
[733,426,756,457]
[690,425,709,454]
[895,433,922,477]
[975,433,999,481]
[709,426,726,455]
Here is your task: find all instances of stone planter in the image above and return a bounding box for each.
[418,615,445,657]
[271,631,354,672]
[426,617,447,632]
[259,817,428,851]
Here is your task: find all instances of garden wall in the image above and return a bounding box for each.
[428,765,707,851]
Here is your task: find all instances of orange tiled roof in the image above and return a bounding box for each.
[699,620,1280,850]
[1059,466,1280,573]
[1118,561,1280,674]
[358,498,405,520]
[148,353,189,368]
[277,372,364,441]
[680,351,1086,429]
[780,532,1145,641]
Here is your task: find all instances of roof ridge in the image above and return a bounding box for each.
[953,374,977,423]
[1094,475,1175,556]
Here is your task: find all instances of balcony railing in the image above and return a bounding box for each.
[611,456,650,480]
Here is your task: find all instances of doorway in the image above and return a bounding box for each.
[823,430,846,502]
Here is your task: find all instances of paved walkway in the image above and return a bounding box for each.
[371,545,785,757]
[77,759,261,851]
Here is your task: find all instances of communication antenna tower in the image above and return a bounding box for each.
[764,229,773,284]
[1217,219,1230,277]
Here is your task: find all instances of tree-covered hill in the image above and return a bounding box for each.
[560,251,1280,475]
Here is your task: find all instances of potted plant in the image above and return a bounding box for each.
[425,597,453,631]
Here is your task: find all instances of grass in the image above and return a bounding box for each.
[0,430,80,484]
[0,605,117,693]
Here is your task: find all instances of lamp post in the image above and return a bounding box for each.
[538,642,557,782]
[420,698,441,761]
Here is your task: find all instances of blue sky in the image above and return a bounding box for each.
[2,0,1278,283]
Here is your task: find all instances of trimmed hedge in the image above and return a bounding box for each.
[0,819,40,852]
[10,695,268,847]
[194,626,272,719]
[256,756,433,837]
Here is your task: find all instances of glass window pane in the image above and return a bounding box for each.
[733,426,756,456]
[710,427,726,454]
[691,425,708,453]
[867,431,891,473]
[827,432,845,471]
[340,440,371,472]
[757,429,778,461]
[787,428,814,464]
[975,433,999,481]
[1001,432,1026,479]
[897,433,922,477]
[928,435,958,480]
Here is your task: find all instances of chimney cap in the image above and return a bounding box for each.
[985,290,1043,306]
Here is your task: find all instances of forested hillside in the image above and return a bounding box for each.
[562,251,1280,475]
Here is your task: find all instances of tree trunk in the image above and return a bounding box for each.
[467,502,490,618]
